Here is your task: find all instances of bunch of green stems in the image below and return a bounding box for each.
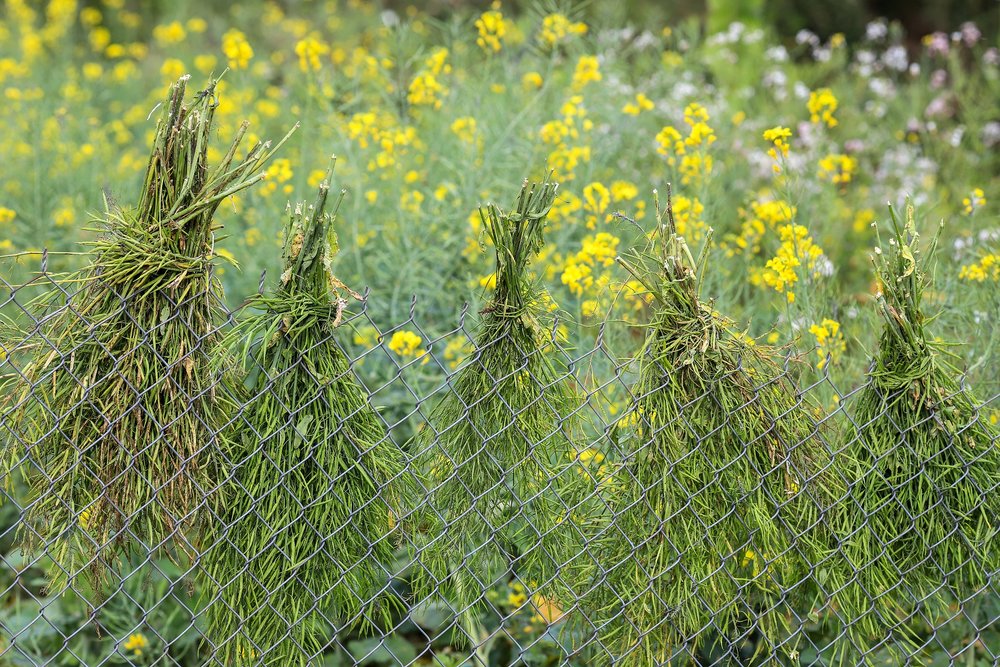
[1,76,294,590]
[202,163,410,666]
[575,188,835,665]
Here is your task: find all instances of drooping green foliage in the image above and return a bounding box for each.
[575,189,834,665]
[826,204,999,662]
[201,163,409,666]
[409,179,586,625]
[0,76,293,589]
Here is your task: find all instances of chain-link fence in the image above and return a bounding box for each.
[1,258,997,667]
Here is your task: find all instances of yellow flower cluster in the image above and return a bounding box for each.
[388,330,428,363]
[260,158,293,197]
[78,505,92,530]
[752,224,825,303]
[818,153,857,185]
[583,182,610,229]
[408,73,446,109]
[561,233,619,297]
[807,87,839,128]
[295,36,329,72]
[741,549,771,577]
[443,337,475,370]
[679,154,713,186]
[622,93,654,116]
[221,29,253,70]
[571,55,601,90]
[450,116,477,144]
[540,96,592,181]
[763,126,791,173]
[962,187,985,215]
[408,48,451,110]
[540,13,587,49]
[122,633,149,658]
[852,207,876,233]
[152,21,186,46]
[53,200,75,227]
[670,195,707,245]
[958,253,999,282]
[400,189,424,214]
[568,447,611,489]
[522,71,543,90]
[808,318,846,370]
[655,103,716,184]
[346,110,420,173]
[475,9,507,53]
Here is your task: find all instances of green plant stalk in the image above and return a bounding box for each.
[826,203,999,664]
[576,188,835,665]
[0,76,294,591]
[409,178,588,624]
[201,163,410,666]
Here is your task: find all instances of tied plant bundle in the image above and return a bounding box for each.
[1,76,293,589]
[410,179,584,628]
[578,190,831,665]
[202,166,409,666]
[827,205,998,661]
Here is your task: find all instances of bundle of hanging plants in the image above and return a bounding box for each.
[825,204,998,662]
[201,163,411,666]
[0,76,294,589]
[409,179,589,628]
[574,189,834,665]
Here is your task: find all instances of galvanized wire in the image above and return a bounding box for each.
[0,262,997,667]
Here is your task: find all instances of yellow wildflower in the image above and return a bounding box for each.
[400,190,424,214]
[222,29,253,70]
[408,72,446,109]
[622,92,654,116]
[295,36,329,72]
[583,182,611,228]
[160,58,185,81]
[808,319,846,370]
[683,102,710,126]
[522,71,543,90]
[571,55,601,89]
[817,154,857,185]
[610,181,638,202]
[679,153,713,185]
[450,116,477,144]
[53,204,75,227]
[684,121,716,148]
[443,337,475,369]
[539,13,587,49]
[959,253,999,282]
[763,126,792,172]
[388,330,428,363]
[475,9,507,53]
[122,633,149,658]
[962,188,985,215]
[655,126,684,162]
[152,21,186,46]
[807,88,839,127]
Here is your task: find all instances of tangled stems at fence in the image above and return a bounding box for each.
[0,76,294,591]
[201,164,410,666]
[573,189,833,665]
[825,204,999,663]
[409,179,587,637]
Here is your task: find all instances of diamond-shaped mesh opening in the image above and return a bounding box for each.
[1,260,997,666]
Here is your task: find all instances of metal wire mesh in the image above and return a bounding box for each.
[1,260,997,667]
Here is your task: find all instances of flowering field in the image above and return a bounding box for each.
[0,1,998,665]
[1,2,998,391]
